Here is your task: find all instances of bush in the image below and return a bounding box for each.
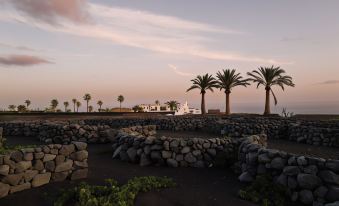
[53,176,176,206]
[238,175,288,206]
[0,144,37,155]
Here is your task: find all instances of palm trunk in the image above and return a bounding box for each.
[226,92,231,115]
[73,104,75,112]
[99,105,101,112]
[264,88,271,115]
[120,102,121,112]
[77,107,79,112]
[201,92,206,115]
[86,101,89,113]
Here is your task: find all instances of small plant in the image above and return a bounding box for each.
[281,108,294,118]
[53,176,176,206]
[238,175,288,206]
[0,144,37,155]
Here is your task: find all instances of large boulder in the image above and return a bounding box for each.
[32,173,51,187]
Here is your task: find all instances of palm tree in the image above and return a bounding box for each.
[8,105,16,111]
[117,95,124,112]
[24,99,31,110]
[155,100,160,105]
[63,101,69,112]
[50,99,59,111]
[132,105,143,112]
[17,105,27,113]
[247,66,295,115]
[72,98,77,112]
[83,93,91,112]
[88,105,93,112]
[97,100,103,112]
[186,74,218,114]
[76,101,81,112]
[216,69,250,115]
[165,100,180,111]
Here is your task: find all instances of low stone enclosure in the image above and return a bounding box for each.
[0,116,339,205]
[0,127,88,198]
[0,116,339,147]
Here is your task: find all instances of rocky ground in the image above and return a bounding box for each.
[1,136,254,206]
[156,130,221,139]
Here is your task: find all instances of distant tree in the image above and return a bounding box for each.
[247,66,295,115]
[117,95,124,112]
[132,105,143,112]
[216,69,250,115]
[76,101,81,112]
[17,105,27,113]
[83,93,92,112]
[72,98,77,112]
[8,105,16,111]
[24,99,31,110]
[50,99,59,112]
[187,74,218,114]
[63,101,69,112]
[97,100,103,112]
[165,100,180,111]
[88,105,93,112]
[155,100,160,105]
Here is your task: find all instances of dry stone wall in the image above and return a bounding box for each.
[1,116,339,147]
[238,136,339,205]
[0,140,88,198]
[111,125,257,168]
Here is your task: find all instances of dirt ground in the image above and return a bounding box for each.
[268,139,339,159]
[1,136,255,206]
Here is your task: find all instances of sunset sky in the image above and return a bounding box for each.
[0,0,338,113]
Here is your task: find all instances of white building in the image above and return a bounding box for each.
[139,104,171,112]
[174,101,201,115]
[138,101,201,115]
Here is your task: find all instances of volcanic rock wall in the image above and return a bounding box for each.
[0,140,88,198]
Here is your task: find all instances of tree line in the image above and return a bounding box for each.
[7,94,125,113]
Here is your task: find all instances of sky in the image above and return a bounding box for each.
[0,0,338,114]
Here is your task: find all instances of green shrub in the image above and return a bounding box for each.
[238,175,288,206]
[0,144,37,155]
[53,176,176,206]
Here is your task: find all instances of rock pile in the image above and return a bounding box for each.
[238,135,339,205]
[0,141,88,198]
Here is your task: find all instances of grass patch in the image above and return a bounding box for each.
[238,175,288,206]
[52,176,176,206]
[0,138,37,155]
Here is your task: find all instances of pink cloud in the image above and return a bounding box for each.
[7,0,89,24]
[0,55,52,66]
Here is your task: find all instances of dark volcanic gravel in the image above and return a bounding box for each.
[268,139,339,159]
[1,136,254,206]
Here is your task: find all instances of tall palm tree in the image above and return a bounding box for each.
[50,99,58,111]
[97,100,103,112]
[24,100,31,110]
[117,95,124,112]
[8,105,16,111]
[165,100,180,111]
[63,101,69,112]
[72,98,77,112]
[216,69,250,115]
[83,93,91,112]
[247,66,295,115]
[76,101,81,112]
[186,74,218,114]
